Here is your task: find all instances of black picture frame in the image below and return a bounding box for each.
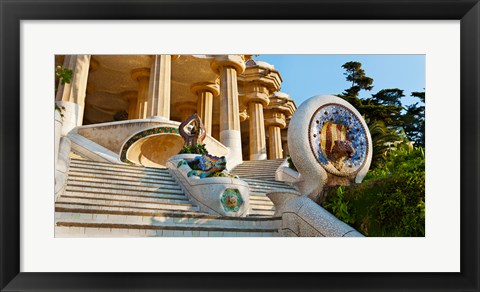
[1,0,479,291]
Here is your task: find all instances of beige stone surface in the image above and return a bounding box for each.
[127,134,184,167]
[131,68,150,119]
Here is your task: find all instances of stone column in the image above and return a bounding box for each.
[146,55,171,119]
[123,91,138,119]
[55,55,91,136]
[265,114,286,160]
[211,55,246,168]
[191,82,219,135]
[246,89,269,160]
[131,68,150,119]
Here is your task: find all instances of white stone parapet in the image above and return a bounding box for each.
[55,137,71,201]
[274,158,300,185]
[277,196,363,237]
[167,154,250,217]
[67,129,121,164]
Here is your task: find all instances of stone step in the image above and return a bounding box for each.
[64,189,188,201]
[250,195,274,202]
[67,172,178,185]
[70,162,170,176]
[233,165,284,173]
[249,209,276,216]
[248,204,275,211]
[247,181,291,187]
[68,168,176,182]
[66,185,184,197]
[71,158,168,172]
[233,172,275,181]
[249,186,295,193]
[56,201,200,213]
[66,179,182,192]
[244,178,289,186]
[56,198,196,212]
[55,224,280,237]
[55,211,281,229]
[55,209,281,237]
[59,193,191,207]
[235,172,278,175]
[233,168,279,172]
[235,159,284,165]
[55,206,207,217]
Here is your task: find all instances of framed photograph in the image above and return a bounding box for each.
[1,0,479,291]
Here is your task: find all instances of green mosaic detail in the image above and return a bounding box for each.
[220,189,243,212]
[120,127,180,164]
[177,159,188,168]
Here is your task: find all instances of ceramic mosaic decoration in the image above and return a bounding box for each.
[220,188,243,212]
[309,104,369,176]
[288,94,372,201]
[120,127,179,164]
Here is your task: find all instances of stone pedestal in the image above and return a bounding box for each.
[211,55,246,168]
[55,55,91,135]
[147,55,171,119]
[131,68,150,119]
[191,82,219,135]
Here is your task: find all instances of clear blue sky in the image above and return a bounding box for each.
[255,55,425,107]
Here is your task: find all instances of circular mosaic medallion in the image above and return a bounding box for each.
[308,104,369,176]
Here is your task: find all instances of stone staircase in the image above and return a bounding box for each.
[55,158,292,237]
[231,158,285,181]
[245,178,297,217]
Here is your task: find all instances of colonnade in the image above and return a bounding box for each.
[55,55,295,162]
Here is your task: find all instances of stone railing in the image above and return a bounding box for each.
[267,192,363,237]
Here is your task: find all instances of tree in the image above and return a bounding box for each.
[341,61,374,99]
[361,88,405,129]
[402,91,425,147]
[371,88,404,107]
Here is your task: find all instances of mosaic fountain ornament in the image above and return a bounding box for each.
[288,95,372,202]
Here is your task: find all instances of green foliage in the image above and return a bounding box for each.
[54,104,65,118]
[371,88,404,107]
[54,65,73,118]
[368,120,405,168]
[323,186,355,224]
[287,156,298,172]
[323,146,425,237]
[179,144,208,155]
[55,65,73,87]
